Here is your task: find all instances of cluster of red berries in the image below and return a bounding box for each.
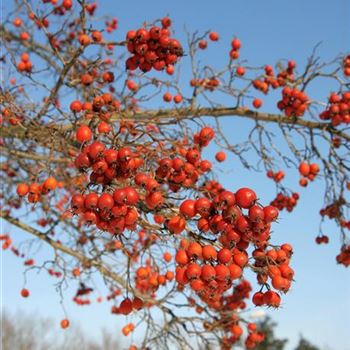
[71,188,139,234]
[17,53,32,73]
[45,1,95,16]
[16,177,59,203]
[216,282,265,349]
[74,140,144,184]
[70,95,120,119]
[151,130,215,191]
[175,239,245,303]
[244,323,265,349]
[112,296,143,316]
[135,261,173,295]
[72,285,93,306]
[298,162,320,187]
[172,186,291,304]
[190,77,220,91]
[277,86,309,117]
[48,268,62,278]
[252,61,296,95]
[105,18,118,33]
[315,235,329,244]
[343,55,350,76]
[229,38,241,60]
[171,185,293,348]
[1,235,31,262]
[340,219,350,230]
[200,180,223,197]
[198,31,219,49]
[69,60,115,85]
[336,245,350,267]
[107,288,121,301]
[73,297,91,306]
[270,192,299,212]
[275,60,296,86]
[122,323,135,336]
[252,243,294,294]
[125,17,183,73]
[252,290,281,308]
[266,169,285,183]
[1,108,24,126]
[319,91,350,126]
[162,92,183,103]
[0,234,12,250]
[319,198,344,219]
[169,187,279,241]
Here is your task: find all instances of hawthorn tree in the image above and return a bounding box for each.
[1,1,349,349]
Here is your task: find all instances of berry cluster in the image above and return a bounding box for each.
[319,198,344,219]
[16,177,59,203]
[266,169,285,183]
[175,239,245,299]
[105,18,118,33]
[172,186,292,348]
[125,17,183,73]
[190,77,220,91]
[275,60,296,86]
[229,38,241,60]
[336,245,350,267]
[71,94,120,118]
[135,260,174,295]
[218,282,265,349]
[173,186,291,305]
[253,243,294,293]
[17,53,32,73]
[122,323,135,336]
[0,234,12,250]
[340,219,350,230]
[298,162,320,187]
[113,297,143,316]
[319,92,350,126]
[1,107,24,126]
[200,180,223,197]
[71,188,140,235]
[162,92,183,104]
[252,61,296,95]
[48,268,62,278]
[343,55,350,77]
[74,141,144,185]
[315,235,329,244]
[198,31,219,50]
[72,284,94,306]
[270,192,299,212]
[277,86,309,117]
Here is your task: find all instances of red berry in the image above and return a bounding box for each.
[76,125,92,143]
[215,151,226,162]
[209,32,219,41]
[70,100,82,113]
[253,98,262,109]
[235,188,257,209]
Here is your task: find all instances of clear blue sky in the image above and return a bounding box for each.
[2,0,350,349]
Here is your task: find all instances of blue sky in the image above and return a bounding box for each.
[2,0,350,349]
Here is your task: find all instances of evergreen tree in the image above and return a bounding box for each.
[294,336,320,350]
